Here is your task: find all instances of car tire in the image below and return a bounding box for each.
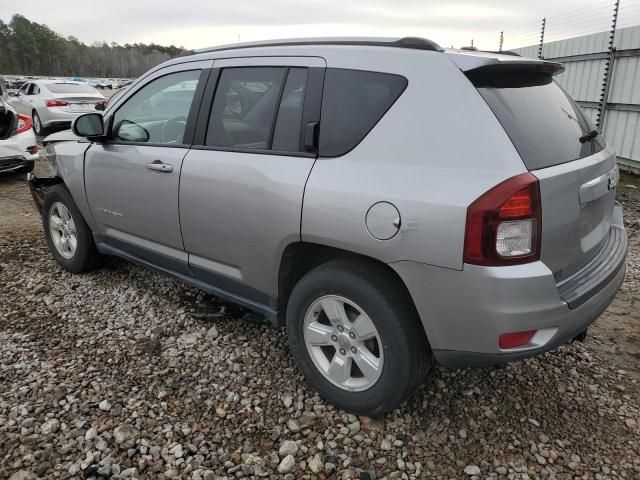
[286,259,431,416]
[32,111,47,136]
[42,184,104,273]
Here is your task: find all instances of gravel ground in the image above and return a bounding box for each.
[0,164,639,480]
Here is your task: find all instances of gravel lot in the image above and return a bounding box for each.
[0,162,639,480]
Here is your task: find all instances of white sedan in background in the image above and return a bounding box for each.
[0,97,38,173]
[10,80,106,136]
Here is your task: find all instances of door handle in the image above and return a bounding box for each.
[146,161,173,173]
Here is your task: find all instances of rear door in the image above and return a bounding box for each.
[469,64,616,281]
[84,61,211,274]
[180,56,325,305]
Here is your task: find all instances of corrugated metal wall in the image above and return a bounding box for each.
[514,25,640,170]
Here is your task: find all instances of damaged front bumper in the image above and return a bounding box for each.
[27,173,60,214]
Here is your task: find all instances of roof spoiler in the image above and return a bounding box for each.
[465,61,565,88]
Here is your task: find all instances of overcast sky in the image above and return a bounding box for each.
[0,0,623,51]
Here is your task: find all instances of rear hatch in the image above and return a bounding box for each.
[459,55,618,284]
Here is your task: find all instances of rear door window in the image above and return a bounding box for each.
[475,79,605,170]
[319,69,408,157]
[272,68,308,152]
[207,67,286,150]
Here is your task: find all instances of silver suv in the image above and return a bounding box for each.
[29,37,627,415]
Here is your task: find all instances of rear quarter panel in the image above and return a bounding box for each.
[302,49,528,270]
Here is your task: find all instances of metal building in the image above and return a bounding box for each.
[514,25,640,172]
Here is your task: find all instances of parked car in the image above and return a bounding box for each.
[28,37,627,415]
[3,76,26,90]
[0,96,38,173]
[10,80,106,135]
[94,78,119,90]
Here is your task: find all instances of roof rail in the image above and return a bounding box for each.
[193,37,443,54]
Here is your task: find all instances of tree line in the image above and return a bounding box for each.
[0,14,187,78]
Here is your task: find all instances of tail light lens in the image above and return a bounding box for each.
[16,114,32,135]
[45,100,69,107]
[464,173,541,266]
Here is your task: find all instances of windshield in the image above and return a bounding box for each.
[45,83,99,94]
[476,80,605,170]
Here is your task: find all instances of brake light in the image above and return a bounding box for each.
[45,100,69,107]
[15,114,32,135]
[464,173,541,266]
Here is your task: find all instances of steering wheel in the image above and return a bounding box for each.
[162,116,187,144]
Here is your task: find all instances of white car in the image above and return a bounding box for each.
[0,97,38,173]
[10,80,106,136]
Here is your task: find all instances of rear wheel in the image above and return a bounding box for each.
[43,185,103,273]
[32,111,47,136]
[286,259,430,416]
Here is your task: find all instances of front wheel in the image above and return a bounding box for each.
[42,185,103,273]
[286,259,431,416]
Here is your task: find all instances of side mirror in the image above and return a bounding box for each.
[114,120,149,143]
[72,113,104,138]
[8,91,17,97]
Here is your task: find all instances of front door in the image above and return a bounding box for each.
[180,57,325,306]
[84,62,211,273]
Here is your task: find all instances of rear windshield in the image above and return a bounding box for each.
[45,83,97,94]
[475,79,605,170]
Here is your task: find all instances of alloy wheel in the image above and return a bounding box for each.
[303,295,384,392]
[49,202,77,259]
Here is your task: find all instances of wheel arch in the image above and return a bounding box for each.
[277,241,429,344]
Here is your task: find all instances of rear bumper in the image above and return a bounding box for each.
[0,130,39,170]
[0,156,35,173]
[391,204,627,368]
[38,108,82,128]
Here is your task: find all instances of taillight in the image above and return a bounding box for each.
[16,114,32,135]
[464,173,541,266]
[45,100,69,107]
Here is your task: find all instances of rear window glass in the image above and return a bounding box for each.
[319,69,407,157]
[476,80,605,170]
[45,83,98,94]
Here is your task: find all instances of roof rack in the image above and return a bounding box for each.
[194,37,443,54]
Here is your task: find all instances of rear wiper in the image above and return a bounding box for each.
[579,129,598,143]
